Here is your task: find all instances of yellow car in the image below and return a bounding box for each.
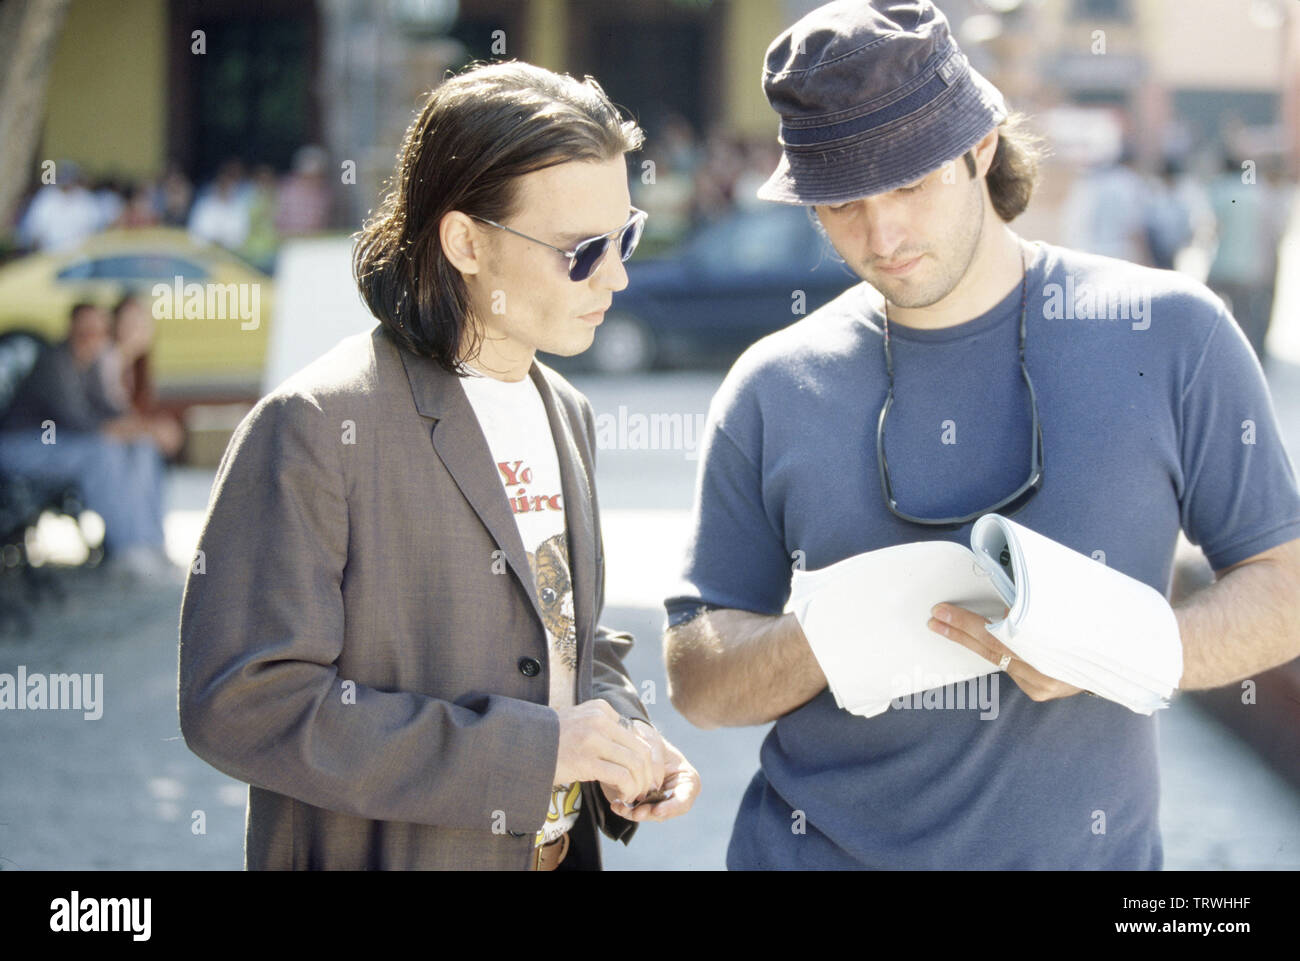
[0,227,272,405]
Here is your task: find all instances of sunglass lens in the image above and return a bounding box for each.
[620,216,645,262]
[570,237,610,282]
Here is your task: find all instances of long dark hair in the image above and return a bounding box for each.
[352,60,644,373]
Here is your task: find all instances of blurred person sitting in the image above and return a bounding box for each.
[188,160,251,251]
[274,145,332,236]
[159,164,194,227]
[100,294,182,448]
[91,176,126,230]
[115,181,162,228]
[0,302,180,584]
[17,162,102,252]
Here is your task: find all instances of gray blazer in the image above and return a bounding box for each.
[178,324,651,869]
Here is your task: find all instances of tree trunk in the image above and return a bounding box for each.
[0,0,75,235]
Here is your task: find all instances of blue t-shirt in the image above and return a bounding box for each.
[666,239,1300,869]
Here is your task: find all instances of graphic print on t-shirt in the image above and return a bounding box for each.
[499,457,563,514]
[525,530,577,671]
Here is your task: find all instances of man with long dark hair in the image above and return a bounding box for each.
[179,61,698,870]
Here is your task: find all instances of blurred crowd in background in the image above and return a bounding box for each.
[11,114,1295,336]
[630,114,785,248]
[10,144,334,274]
[1059,144,1294,358]
[632,112,1297,362]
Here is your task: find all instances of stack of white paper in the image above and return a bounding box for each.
[785,515,1183,718]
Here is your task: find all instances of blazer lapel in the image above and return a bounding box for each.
[395,342,547,630]
[530,364,596,659]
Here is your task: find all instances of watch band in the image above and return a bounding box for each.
[666,603,717,629]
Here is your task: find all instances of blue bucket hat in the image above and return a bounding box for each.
[757,0,1009,206]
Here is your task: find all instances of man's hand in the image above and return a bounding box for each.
[147,415,185,458]
[554,700,662,803]
[101,412,184,457]
[606,721,701,822]
[927,602,1086,702]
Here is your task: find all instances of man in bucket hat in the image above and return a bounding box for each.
[665,0,1300,869]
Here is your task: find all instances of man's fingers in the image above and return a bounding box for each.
[601,712,650,756]
[593,761,639,803]
[930,604,1013,666]
[617,800,676,822]
[633,725,667,790]
[592,699,620,721]
[563,702,660,797]
[600,741,656,799]
[928,616,1004,666]
[950,604,1006,644]
[928,606,1088,704]
[600,716,658,790]
[621,774,699,822]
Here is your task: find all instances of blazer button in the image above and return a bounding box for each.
[518,656,542,677]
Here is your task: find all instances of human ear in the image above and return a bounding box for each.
[440,210,483,277]
[972,127,1000,179]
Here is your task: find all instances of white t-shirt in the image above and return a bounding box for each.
[459,365,581,847]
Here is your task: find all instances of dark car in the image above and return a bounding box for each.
[549,202,860,374]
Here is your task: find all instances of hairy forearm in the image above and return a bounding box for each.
[663,609,826,729]
[100,413,148,440]
[1174,557,1300,691]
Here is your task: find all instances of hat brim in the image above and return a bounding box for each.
[756,68,1009,206]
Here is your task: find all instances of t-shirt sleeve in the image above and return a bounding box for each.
[665,399,793,619]
[1178,308,1300,570]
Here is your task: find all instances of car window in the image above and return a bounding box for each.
[55,260,93,281]
[56,255,209,283]
[688,206,831,277]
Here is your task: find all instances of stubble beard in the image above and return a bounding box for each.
[873,182,986,311]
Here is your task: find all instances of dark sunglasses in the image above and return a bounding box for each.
[469,207,648,282]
